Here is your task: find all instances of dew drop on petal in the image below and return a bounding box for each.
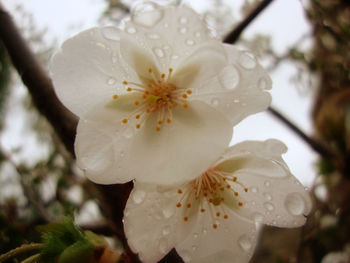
[250,187,258,193]
[264,202,274,211]
[132,190,146,204]
[153,47,165,58]
[193,233,199,239]
[284,192,306,216]
[185,39,195,46]
[264,180,271,187]
[126,27,137,34]
[202,228,208,235]
[238,235,252,252]
[219,65,240,90]
[102,27,121,41]
[181,250,191,263]
[171,54,179,60]
[162,225,171,236]
[251,212,264,223]
[131,2,163,27]
[162,206,175,218]
[146,33,161,39]
[211,98,219,106]
[107,77,116,85]
[123,127,134,139]
[263,193,272,201]
[164,23,169,28]
[194,31,201,38]
[192,246,197,251]
[179,16,188,24]
[159,237,168,254]
[239,52,257,69]
[179,27,187,34]
[258,78,268,90]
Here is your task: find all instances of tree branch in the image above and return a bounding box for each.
[223,0,275,44]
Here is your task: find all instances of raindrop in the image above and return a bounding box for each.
[179,27,187,34]
[185,39,195,46]
[238,235,252,252]
[146,33,161,39]
[194,31,201,38]
[219,66,240,90]
[162,225,171,236]
[264,181,271,187]
[107,77,116,85]
[171,54,179,60]
[264,202,274,211]
[239,52,257,69]
[251,212,264,223]
[102,27,120,41]
[233,99,240,103]
[284,193,306,216]
[133,190,146,204]
[250,187,258,193]
[263,193,272,201]
[193,233,199,239]
[159,237,168,254]
[131,2,163,27]
[153,47,165,58]
[164,23,169,28]
[192,246,197,251]
[162,206,174,218]
[179,16,188,24]
[202,228,208,235]
[211,98,219,106]
[126,27,137,34]
[163,45,170,50]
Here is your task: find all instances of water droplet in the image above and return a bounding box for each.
[264,181,271,187]
[126,27,137,34]
[107,77,116,85]
[181,250,191,263]
[185,39,195,46]
[162,225,171,236]
[179,27,187,34]
[153,48,165,58]
[163,45,170,50]
[146,33,160,39]
[211,98,219,106]
[264,202,274,211]
[263,193,272,201]
[250,187,258,193]
[159,237,168,254]
[251,212,264,223]
[164,23,169,28]
[192,245,197,251]
[194,31,201,38]
[202,228,208,235]
[258,78,268,90]
[284,193,306,216]
[219,65,240,90]
[162,206,174,218]
[133,190,146,204]
[238,235,252,251]
[131,2,163,27]
[102,27,120,41]
[193,233,199,239]
[123,127,134,139]
[233,99,240,103]
[171,54,179,60]
[179,16,188,24]
[239,52,257,69]
[112,56,117,64]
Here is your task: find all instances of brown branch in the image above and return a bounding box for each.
[267,107,335,159]
[223,0,275,44]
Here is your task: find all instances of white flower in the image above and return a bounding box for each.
[50,2,272,185]
[123,140,312,263]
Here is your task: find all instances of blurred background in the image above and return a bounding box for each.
[0,0,349,262]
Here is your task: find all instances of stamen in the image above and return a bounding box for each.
[123,80,128,85]
[183,103,188,108]
[113,94,118,99]
[186,89,192,95]
[122,119,128,124]
[178,189,183,194]
[127,87,132,92]
[238,202,243,207]
[156,126,161,132]
[136,124,141,129]
[176,202,181,208]
[184,217,188,222]
[212,224,217,229]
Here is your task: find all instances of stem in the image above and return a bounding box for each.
[223,0,275,44]
[21,254,41,263]
[0,244,43,263]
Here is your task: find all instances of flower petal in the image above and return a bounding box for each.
[193,44,272,126]
[124,182,195,263]
[50,27,133,117]
[75,100,233,184]
[217,140,312,227]
[175,203,257,263]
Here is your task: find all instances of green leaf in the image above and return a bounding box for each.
[57,240,94,263]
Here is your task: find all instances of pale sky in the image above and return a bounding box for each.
[1,0,317,186]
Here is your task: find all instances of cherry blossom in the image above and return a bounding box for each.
[124,140,312,263]
[50,3,271,184]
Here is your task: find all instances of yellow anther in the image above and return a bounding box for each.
[135,115,140,119]
[233,177,237,182]
[184,217,188,222]
[169,68,173,73]
[136,124,141,129]
[167,118,171,123]
[168,103,173,110]
[122,119,128,124]
[216,212,220,217]
[123,80,128,85]
[224,215,228,219]
[183,103,188,108]
[177,189,183,194]
[234,192,239,196]
[146,108,151,113]
[212,224,217,229]
[186,89,192,95]
[182,94,188,99]
[200,208,205,213]
[127,87,132,92]
[157,120,163,125]
[134,101,139,106]
[238,202,243,207]
[156,126,161,132]
[161,73,166,78]
[187,204,191,208]
[113,94,118,99]
[226,185,231,189]
[244,188,248,192]
[148,68,152,73]
[176,202,181,208]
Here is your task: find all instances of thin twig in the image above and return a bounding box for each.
[223,0,275,44]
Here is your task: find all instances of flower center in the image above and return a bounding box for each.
[112,68,192,131]
[176,167,248,229]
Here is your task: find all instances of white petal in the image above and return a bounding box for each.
[176,204,257,263]
[124,183,195,263]
[193,44,272,126]
[123,3,214,70]
[75,100,233,184]
[217,140,312,227]
[50,27,138,117]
